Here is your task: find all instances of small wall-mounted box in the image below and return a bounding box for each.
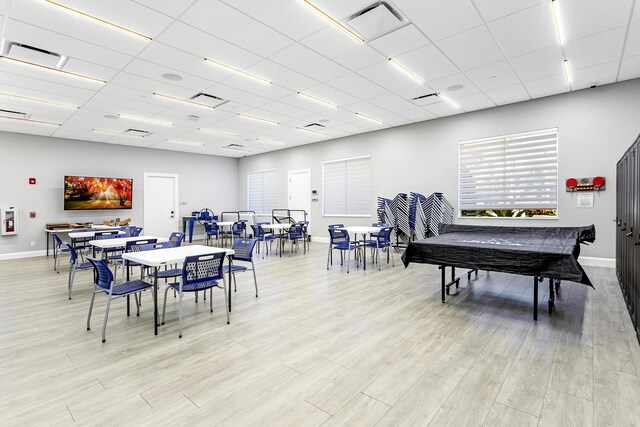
[1,206,18,235]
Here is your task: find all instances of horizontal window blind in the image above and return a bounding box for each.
[459,129,558,210]
[247,169,277,214]
[323,156,371,216]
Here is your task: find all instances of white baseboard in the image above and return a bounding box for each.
[579,256,615,269]
[311,236,330,244]
[0,250,47,261]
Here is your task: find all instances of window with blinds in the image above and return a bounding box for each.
[323,155,371,216]
[459,129,558,216]
[247,169,277,214]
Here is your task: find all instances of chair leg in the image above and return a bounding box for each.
[251,261,258,298]
[377,245,381,270]
[327,247,331,270]
[87,287,97,330]
[347,249,351,273]
[101,296,112,343]
[178,289,184,338]
[134,293,140,316]
[210,288,213,313]
[162,286,170,325]
[68,267,75,300]
[233,272,237,292]
[390,246,395,267]
[222,278,230,324]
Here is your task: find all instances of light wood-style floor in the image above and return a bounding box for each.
[1,242,640,426]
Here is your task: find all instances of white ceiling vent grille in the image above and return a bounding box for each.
[3,42,68,68]
[0,108,30,119]
[411,92,441,107]
[304,123,326,131]
[346,2,407,41]
[124,128,152,137]
[222,143,250,152]
[190,93,228,108]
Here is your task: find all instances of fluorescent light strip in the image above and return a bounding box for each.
[117,113,173,127]
[204,58,271,85]
[0,56,105,84]
[0,92,78,109]
[296,127,325,136]
[436,92,460,109]
[198,128,238,137]
[166,139,204,147]
[355,112,384,125]
[300,0,364,43]
[551,0,565,45]
[153,93,215,109]
[0,116,61,126]
[255,137,285,146]
[91,128,145,138]
[297,92,338,108]
[388,58,425,85]
[563,59,572,85]
[45,0,151,40]
[237,113,279,125]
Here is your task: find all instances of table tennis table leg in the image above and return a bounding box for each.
[548,278,556,314]
[533,276,539,321]
[441,265,445,303]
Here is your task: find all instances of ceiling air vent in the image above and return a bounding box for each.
[190,93,228,108]
[303,123,326,130]
[411,92,441,106]
[3,42,68,68]
[124,128,152,137]
[222,143,251,152]
[0,109,30,119]
[345,2,407,41]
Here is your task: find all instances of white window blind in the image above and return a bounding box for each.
[323,155,371,216]
[247,169,277,214]
[459,129,558,210]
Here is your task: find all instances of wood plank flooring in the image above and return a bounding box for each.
[1,243,639,425]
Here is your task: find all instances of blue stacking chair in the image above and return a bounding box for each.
[285,224,305,255]
[204,222,220,246]
[250,224,279,258]
[297,221,310,253]
[52,232,70,273]
[328,223,345,229]
[86,256,154,343]
[162,252,229,338]
[169,232,185,247]
[363,227,395,270]
[223,238,258,297]
[114,238,158,283]
[327,228,360,273]
[64,243,93,300]
[223,221,245,245]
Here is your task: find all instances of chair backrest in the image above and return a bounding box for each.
[288,224,303,236]
[204,222,219,234]
[372,222,389,227]
[232,221,245,233]
[297,221,309,233]
[231,238,257,262]
[86,256,113,291]
[52,232,64,247]
[182,252,225,285]
[95,231,120,239]
[131,226,143,237]
[101,234,123,240]
[251,224,265,239]
[139,241,172,251]
[169,232,185,247]
[64,242,79,265]
[328,224,344,229]
[328,228,350,244]
[125,238,158,253]
[375,227,393,245]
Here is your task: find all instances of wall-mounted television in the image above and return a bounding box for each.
[64,176,133,210]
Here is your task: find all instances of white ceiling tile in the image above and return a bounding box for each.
[244,60,319,91]
[634,2,640,22]
[436,26,505,71]
[269,43,350,82]
[561,0,634,42]
[300,26,384,71]
[395,107,438,122]
[180,0,294,57]
[485,83,531,105]
[488,2,558,57]
[523,73,569,98]
[133,0,196,18]
[325,72,387,100]
[395,44,459,82]
[571,61,619,90]
[427,73,481,98]
[342,100,394,119]
[374,112,412,127]
[0,73,94,102]
[122,58,213,91]
[457,92,496,111]
[423,100,464,117]
[624,22,640,58]
[394,85,438,103]
[619,54,640,81]
[510,46,564,81]
[392,0,484,41]
[367,92,417,113]
[301,83,361,106]
[220,0,327,40]
[278,93,337,114]
[473,0,546,22]
[302,0,376,21]
[357,60,418,92]
[466,61,521,91]
[0,121,55,137]
[0,56,106,90]
[215,75,294,101]
[564,27,626,70]
[368,25,430,58]
[62,57,119,82]
[138,43,230,83]
[259,101,315,119]
[202,84,272,108]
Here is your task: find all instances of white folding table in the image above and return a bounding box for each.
[261,223,292,256]
[122,245,235,336]
[337,226,383,270]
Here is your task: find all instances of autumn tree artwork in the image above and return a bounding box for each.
[64,176,133,210]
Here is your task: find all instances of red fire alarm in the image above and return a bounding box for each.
[29,178,36,185]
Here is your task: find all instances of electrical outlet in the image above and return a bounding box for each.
[30,241,36,247]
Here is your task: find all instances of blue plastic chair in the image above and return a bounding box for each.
[162,252,229,338]
[250,224,279,258]
[285,224,305,255]
[297,221,310,252]
[114,238,158,282]
[64,243,93,300]
[328,223,345,229]
[223,238,258,297]
[86,256,154,342]
[204,222,220,246]
[169,232,185,247]
[52,232,70,273]
[130,226,143,237]
[363,227,395,270]
[327,228,360,273]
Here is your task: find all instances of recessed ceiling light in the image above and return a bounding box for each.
[117,113,174,126]
[166,139,204,147]
[388,58,425,85]
[355,112,384,125]
[551,0,565,45]
[0,56,105,84]
[162,73,183,81]
[104,114,118,120]
[204,58,271,85]
[0,92,79,109]
[301,0,364,43]
[44,0,152,40]
[297,92,338,108]
[153,92,216,109]
[436,92,461,109]
[237,113,279,125]
[198,128,238,137]
[563,59,572,85]
[0,116,61,126]
[447,84,464,92]
[91,128,146,138]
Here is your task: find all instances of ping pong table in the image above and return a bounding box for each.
[401,224,596,320]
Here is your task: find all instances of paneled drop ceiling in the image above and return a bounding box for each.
[0,0,638,157]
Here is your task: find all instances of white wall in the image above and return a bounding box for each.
[238,79,640,260]
[0,132,238,255]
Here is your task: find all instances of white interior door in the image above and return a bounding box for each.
[288,169,310,229]
[144,173,179,237]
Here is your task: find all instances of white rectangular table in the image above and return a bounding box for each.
[337,226,383,270]
[89,235,168,250]
[215,221,237,246]
[122,245,235,335]
[46,225,125,256]
[261,223,293,256]
[68,230,126,240]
